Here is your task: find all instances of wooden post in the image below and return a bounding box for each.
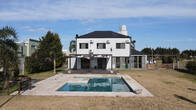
[18,81,21,94]
[69,56,71,70]
[173,62,175,70]
[29,78,32,90]
[111,56,113,70]
[172,56,175,70]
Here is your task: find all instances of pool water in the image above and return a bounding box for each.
[57,77,133,92]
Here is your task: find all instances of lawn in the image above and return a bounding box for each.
[0,69,196,110]
[25,67,67,80]
[0,67,66,96]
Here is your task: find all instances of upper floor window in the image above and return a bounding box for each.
[31,45,36,48]
[79,43,88,49]
[97,43,106,49]
[116,43,125,49]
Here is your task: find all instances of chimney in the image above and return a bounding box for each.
[118,25,128,36]
[76,34,79,38]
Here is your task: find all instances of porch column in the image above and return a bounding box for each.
[69,56,71,70]
[106,55,112,70]
[120,57,125,69]
[90,57,94,69]
[111,56,113,70]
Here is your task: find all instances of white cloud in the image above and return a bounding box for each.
[164,38,196,42]
[0,0,196,20]
[21,26,51,33]
[80,19,95,24]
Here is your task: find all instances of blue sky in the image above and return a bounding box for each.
[0,0,196,51]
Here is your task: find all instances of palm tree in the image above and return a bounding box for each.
[0,26,18,88]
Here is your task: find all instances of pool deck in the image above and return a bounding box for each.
[11,73,153,97]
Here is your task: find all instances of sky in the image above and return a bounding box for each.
[0,0,196,51]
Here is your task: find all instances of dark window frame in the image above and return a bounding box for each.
[79,43,88,49]
[97,43,106,49]
[31,45,36,48]
[116,43,125,49]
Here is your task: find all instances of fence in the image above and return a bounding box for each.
[0,77,32,95]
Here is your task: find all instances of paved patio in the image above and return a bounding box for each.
[11,73,153,97]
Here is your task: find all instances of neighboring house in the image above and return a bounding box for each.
[68,25,147,71]
[17,39,40,74]
[63,50,71,56]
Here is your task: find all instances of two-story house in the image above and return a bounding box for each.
[17,38,39,74]
[68,25,147,72]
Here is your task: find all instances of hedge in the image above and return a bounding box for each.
[186,61,196,74]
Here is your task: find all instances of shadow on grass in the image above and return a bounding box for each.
[0,95,16,108]
[175,69,195,75]
[187,88,196,91]
[174,94,196,104]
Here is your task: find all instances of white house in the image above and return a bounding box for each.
[68,25,147,72]
[17,39,39,74]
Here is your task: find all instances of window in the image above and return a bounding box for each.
[139,56,142,68]
[79,43,88,49]
[97,43,106,49]
[134,56,137,68]
[116,57,120,68]
[134,56,142,68]
[31,45,35,48]
[116,43,125,49]
[125,57,129,69]
[21,46,23,56]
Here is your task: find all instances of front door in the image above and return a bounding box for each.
[97,58,107,69]
[81,58,90,69]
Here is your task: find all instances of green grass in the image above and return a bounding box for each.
[0,67,67,95]
[25,67,67,80]
[0,85,18,95]
[179,73,196,83]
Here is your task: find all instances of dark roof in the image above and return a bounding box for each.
[29,39,40,42]
[131,49,145,55]
[77,31,131,38]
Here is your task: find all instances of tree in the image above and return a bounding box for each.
[69,40,76,53]
[181,49,196,59]
[25,31,63,74]
[141,48,154,55]
[48,32,63,74]
[0,26,19,88]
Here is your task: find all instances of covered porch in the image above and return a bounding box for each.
[68,54,114,73]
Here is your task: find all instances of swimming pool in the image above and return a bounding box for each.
[57,77,133,92]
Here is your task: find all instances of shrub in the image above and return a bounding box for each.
[186,61,196,74]
[162,56,173,64]
[24,57,34,73]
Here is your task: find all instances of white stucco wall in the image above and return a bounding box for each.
[106,56,112,69]
[76,38,131,57]
[16,39,39,72]
[68,58,76,69]
[27,39,39,56]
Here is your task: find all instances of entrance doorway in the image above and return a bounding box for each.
[97,58,107,69]
[81,58,90,69]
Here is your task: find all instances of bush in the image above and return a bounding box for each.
[186,61,196,74]
[24,57,34,73]
[162,56,173,64]
[24,53,53,73]
[13,65,19,78]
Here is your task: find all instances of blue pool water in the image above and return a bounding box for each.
[57,77,133,92]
